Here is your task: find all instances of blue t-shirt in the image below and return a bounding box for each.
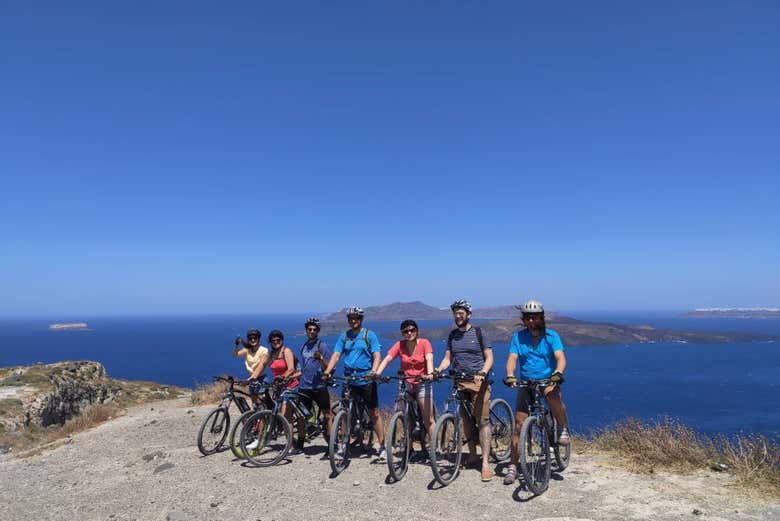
[333,328,381,386]
[299,338,332,390]
[509,328,564,380]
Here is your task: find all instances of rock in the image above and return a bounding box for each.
[21,361,119,427]
[210,502,219,508]
[153,462,175,474]
[352,481,360,486]
[692,509,702,515]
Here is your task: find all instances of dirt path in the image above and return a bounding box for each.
[1,398,777,521]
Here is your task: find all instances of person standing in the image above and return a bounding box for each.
[434,299,495,481]
[323,306,386,461]
[298,317,333,443]
[503,299,570,485]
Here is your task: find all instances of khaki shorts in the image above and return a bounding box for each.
[457,379,491,424]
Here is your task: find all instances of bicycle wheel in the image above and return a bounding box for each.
[329,409,351,475]
[386,411,410,481]
[197,407,229,455]
[229,409,257,459]
[518,415,551,495]
[429,413,461,486]
[239,410,292,467]
[488,398,513,462]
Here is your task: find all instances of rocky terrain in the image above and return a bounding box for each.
[0,361,183,452]
[1,396,778,521]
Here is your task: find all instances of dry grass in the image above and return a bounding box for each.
[585,417,780,498]
[190,379,230,405]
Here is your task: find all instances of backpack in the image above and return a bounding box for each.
[343,328,371,352]
[447,326,485,351]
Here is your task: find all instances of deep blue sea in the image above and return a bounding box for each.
[1,312,778,438]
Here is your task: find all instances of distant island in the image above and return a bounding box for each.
[317,301,777,347]
[686,308,780,319]
[48,323,89,331]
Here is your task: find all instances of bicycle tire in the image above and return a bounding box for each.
[488,398,514,462]
[239,410,292,467]
[329,409,350,475]
[386,410,410,481]
[429,413,461,486]
[229,409,258,459]
[518,415,551,495]
[197,407,230,455]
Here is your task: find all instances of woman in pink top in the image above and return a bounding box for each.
[375,320,435,441]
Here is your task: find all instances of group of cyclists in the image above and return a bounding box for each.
[232,298,570,484]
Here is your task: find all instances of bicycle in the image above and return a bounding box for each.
[385,373,438,481]
[327,375,379,476]
[428,371,514,486]
[196,375,254,456]
[514,378,571,494]
[238,377,325,466]
[228,379,273,459]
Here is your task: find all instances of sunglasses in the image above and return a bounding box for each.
[402,328,417,335]
[270,337,283,343]
[306,327,318,332]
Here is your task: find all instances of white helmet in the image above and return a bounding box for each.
[345,306,365,318]
[520,299,544,314]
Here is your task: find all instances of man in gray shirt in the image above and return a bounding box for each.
[434,299,495,481]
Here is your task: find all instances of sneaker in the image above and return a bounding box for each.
[375,448,387,462]
[290,441,304,454]
[246,438,260,451]
[558,427,571,446]
[503,465,517,485]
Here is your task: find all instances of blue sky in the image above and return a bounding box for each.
[1,2,778,316]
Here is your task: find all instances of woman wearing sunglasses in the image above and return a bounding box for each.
[374,320,435,445]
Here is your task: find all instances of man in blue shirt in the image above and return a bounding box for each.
[323,306,386,461]
[503,299,570,485]
[298,317,333,447]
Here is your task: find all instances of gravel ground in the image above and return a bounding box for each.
[1,398,777,521]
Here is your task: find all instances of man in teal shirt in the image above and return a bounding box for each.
[503,299,570,485]
[323,306,386,461]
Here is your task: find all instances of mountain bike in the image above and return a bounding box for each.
[515,378,571,494]
[385,373,438,481]
[327,375,378,476]
[428,371,514,486]
[228,379,273,459]
[196,376,254,456]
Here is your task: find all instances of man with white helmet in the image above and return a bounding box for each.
[502,299,570,485]
[323,306,386,461]
[434,299,495,481]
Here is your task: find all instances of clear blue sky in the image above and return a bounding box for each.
[2,2,778,316]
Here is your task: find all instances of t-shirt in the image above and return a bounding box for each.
[448,326,490,373]
[333,328,381,386]
[387,338,433,385]
[244,345,269,375]
[299,338,332,390]
[509,328,564,380]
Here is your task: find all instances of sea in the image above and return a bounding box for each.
[1,312,778,438]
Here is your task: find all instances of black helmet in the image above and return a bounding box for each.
[247,329,261,339]
[268,329,284,342]
[399,319,418,331]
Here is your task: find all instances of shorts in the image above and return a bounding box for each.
[349,381,378,410]
[515,384,561,415]
[457,379,491,423]
[296,387,331,416]
[408,381,433,401]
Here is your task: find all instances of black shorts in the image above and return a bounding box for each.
[515,385,560,415]
[349,382,378,410]
[296,387,331,415]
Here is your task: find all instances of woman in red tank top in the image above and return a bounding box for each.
[268,330,305,452]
